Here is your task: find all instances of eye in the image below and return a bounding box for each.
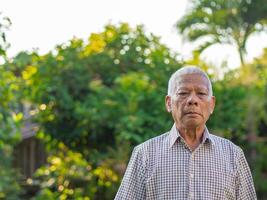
[198,92,207,96]
[177,92,188,96]
[197,92,209,99]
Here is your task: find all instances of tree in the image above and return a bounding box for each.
[0,15,22,199]
[177,0,267,65]
[33,143,119,200]
[13,23,181,154]
[241,49,267,198]
[6,23,182,199]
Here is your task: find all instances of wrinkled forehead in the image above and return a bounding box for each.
[176,73,210,90]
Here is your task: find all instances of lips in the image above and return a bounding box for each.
[184,111,201,116]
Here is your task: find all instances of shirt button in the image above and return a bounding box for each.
[190,174,194,178]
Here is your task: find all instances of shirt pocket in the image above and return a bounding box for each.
[223,170,236,200]
[204,169,236,199]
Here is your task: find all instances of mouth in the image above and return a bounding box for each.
[184,112,201,117]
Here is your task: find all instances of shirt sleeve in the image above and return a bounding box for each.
[236,149,257,200]
[114,146,147,200]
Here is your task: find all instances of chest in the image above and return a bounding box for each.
[145,145,236,200]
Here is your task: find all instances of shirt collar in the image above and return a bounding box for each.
[169,123,215,148]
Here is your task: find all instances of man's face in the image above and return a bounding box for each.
[165,73,215,130]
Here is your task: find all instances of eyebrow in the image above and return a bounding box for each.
[177,86,208,91]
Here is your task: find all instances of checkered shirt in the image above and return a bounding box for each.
[115,124,257,200]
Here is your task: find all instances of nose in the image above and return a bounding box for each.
[187,93,198,106]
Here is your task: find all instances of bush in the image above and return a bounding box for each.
[32,143,119,200]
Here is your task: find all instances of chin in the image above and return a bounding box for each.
[184,124,199,129]
[183,121,202,129]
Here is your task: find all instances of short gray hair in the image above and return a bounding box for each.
[167,66,213,96]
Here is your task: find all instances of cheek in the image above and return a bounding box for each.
[203,105,212,117]
[173,103,184,116]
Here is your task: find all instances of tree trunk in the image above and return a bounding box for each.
[238,48,245,66]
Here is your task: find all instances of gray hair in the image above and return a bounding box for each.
[167,66,213,96]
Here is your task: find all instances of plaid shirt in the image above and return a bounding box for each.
[115,124,257,200]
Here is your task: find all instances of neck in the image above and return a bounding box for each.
[177,125,205,151]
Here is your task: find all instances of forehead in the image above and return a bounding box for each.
[176,74,209,90]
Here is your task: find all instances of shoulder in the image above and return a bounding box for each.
[136,131,169,149]
[133,131,170,157]
[209,133,243,157]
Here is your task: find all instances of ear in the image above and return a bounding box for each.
[165,95,172,112]
[209,96,216,114]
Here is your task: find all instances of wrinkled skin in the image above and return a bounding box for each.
[165,73,215,148]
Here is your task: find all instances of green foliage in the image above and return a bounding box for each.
[33,143,119,200]
[177,0,267,64]
[0,160,21,200]
[208,79,248,138]
[0,67,22,200]
[0,16,22,199]
[0,69,22,145]
[253,142,267,198]
[244,49,267,199]
[15,23,180,152]
[112,71,172,143]
[4,23,181,199]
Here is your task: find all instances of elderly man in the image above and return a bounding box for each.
[115,66,257,199]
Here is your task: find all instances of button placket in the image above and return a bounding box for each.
[188,152,195,199]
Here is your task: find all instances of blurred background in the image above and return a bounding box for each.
[0,0,267,199]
